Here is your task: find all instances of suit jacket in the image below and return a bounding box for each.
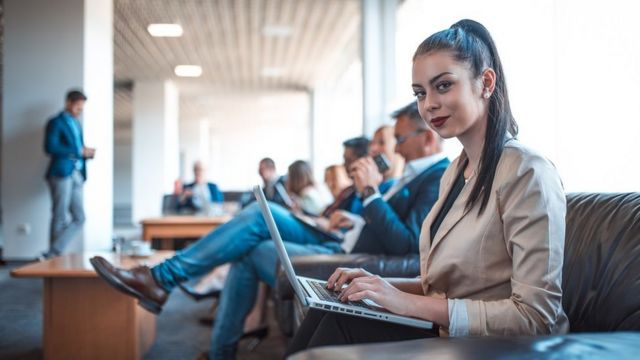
[419,141,569,336]
[265,176,288,208]
[351,157,450,255]
[44,111,86,180]
[178,182,224,212]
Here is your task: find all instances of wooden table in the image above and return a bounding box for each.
[11,251,173,360]
[141,215,232,249]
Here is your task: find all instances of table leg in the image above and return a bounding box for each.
[161,238,174,250]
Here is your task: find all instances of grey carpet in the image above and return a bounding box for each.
[0,261,287,360]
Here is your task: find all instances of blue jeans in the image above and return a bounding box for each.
[150,202,342,357]
[47,171,85,256]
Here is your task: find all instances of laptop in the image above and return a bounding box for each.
[274,182,295,208]
[253,185,433,329]
[274,182,344,242]
[291,212,344,242]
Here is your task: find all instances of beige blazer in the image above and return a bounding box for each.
[419,141,569,336]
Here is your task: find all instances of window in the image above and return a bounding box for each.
[396,0,640,192]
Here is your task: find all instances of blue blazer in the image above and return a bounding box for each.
[352,158,450,255]
[178,182,224,211]
[44,112,86,180]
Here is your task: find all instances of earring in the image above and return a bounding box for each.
[484,92,490,99]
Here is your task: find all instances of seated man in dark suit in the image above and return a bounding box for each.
[324,126,402,218]
[90,102,449,358]
[320,136,370,217]
[327,103,448,255]
[177,161,224,214]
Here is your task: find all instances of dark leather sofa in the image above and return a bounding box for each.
[275,193,640,358]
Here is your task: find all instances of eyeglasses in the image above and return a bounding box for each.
[394,129,427,145]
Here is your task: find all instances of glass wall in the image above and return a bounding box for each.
[188,91,312,191]
[396,0,640,192]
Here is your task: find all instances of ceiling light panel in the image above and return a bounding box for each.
[175,65,202,77]
[148,23,183,37]
[262,25,293,38]
[261,67,285,77]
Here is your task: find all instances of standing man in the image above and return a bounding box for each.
[43,90,95,258]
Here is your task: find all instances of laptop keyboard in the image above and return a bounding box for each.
[308,280,371,309]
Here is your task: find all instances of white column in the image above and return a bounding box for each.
[178,118,211,181]
[179,121,199,181]
[199,120,212,172]
[361,0,397,136]
[309,89,322,179]
[1,0,113,259]
[132,80,179,222]
[82,0,114,251]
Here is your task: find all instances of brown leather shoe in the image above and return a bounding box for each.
[90,256,169,314]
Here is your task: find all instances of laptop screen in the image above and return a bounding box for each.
[252,185,309,305]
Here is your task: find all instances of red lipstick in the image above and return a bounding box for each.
[431,116,449,128]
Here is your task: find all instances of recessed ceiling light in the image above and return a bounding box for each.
[261,67,285,77]
[262,25,292,38]
[148,23,183,37]
[175,65,202,77]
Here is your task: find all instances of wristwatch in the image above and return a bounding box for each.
[362,186,377,200]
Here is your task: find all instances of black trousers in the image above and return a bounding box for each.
[285,308,438,358]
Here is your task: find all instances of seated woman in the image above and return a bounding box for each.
[324,164,352,200]
[286,19,569,355]
[287,160,333,216]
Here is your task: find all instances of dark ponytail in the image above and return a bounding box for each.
[413,19,518,214]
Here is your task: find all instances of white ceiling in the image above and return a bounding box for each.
[114,0,362,124]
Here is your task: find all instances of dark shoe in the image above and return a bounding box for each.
[242,325,269,351]
[178,283,221,301]
[89,256,169,314]
[198,315,215,327]
[37,250,58,261]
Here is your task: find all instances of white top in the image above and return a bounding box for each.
[298,185,333,216]
[191,183,212,211]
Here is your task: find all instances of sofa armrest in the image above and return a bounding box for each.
[275,253,420,301]
[289,332,640,360]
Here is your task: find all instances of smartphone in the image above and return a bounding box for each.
[373,154,390,174]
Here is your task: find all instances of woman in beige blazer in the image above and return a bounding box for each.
[286,19,568,355]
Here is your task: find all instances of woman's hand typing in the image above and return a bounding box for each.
[338,275,412,316]
[326,267,372,291]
